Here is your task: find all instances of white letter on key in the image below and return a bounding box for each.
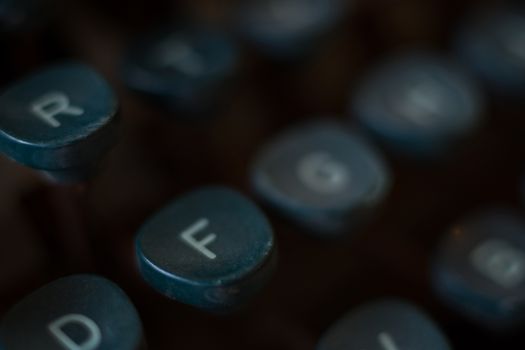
[156,39,205,76]
[378,332,400,350]
[30,92,84,128]
[297,152,350,194]
[48,313,101,350]
[180,218,217,259]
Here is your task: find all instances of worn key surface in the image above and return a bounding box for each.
[0,63,119,182]
[135,186,275,312]
[0,274,144,350]
[1,0,525,349]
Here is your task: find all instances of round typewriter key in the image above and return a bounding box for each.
[121,26,238,115]
[352,53,484,157]
[432,209,525,330]
[0,275,145,350]
[0,62,119,183]
[236,0,347,59]
[135,187,276,312]
[251,120,391,236]
[457,6,525,95]
[317,299,451,350]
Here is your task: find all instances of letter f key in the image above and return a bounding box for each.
[180,218,217,260]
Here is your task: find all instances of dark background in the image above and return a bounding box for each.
[1,0,525,348]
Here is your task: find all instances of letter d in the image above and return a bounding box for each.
[48,314,101,350]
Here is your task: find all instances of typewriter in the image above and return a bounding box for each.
[0,0,525,349]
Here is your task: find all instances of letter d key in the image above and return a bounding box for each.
[0,275,145,350]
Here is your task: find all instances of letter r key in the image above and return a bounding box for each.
[30,92,84,128]
[0,63,119,183]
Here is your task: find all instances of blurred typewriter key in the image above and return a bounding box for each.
[0,0,42,33]
[352,53,484,157]
[135,187,276,312]
[457,6,525,95]
[0,62,119,183]
[432,209,525,330]
[317,299,451,350]
[0,274,145,350]
[521,174,525,207]
[121,26,238,116]
[251,120,391,236]
[236,0,346,60]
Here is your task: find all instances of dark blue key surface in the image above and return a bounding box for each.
[0,62,119,179]
[457,6,525,95]
[236,0,347,59]
[251,120,391,235]
[121,26,238,114]
[135,186,276,312]
[0,274,144,350]
[317,299,451,350]
[352,53,484,157]
[432,209,525,330]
